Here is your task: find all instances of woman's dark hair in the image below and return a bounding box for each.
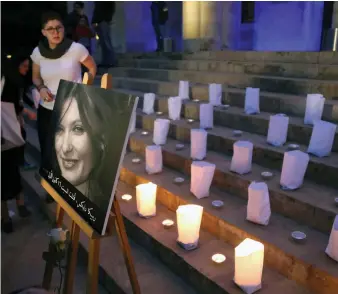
[47,81,114,208]
[41,11,64,28]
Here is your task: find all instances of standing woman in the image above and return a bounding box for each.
[31,11,96,202]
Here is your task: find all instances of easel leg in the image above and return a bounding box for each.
[113,198,141,294]
[63,221,80,294]
[87,238,100,294]
[42,204,65,289]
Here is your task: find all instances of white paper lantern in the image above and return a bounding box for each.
[244,87,260,115]
[230,141,254,175]
[209,83,222,106]
[168,96,182,121]
[145,145,163,174]
[307,120,337,157]
[176,204,203,250]
[266,114,289,147]
[191,129,207,160]
[304,94,325,125]
[325,215,338,262]
[280,150,309,190]
[190,161,216,199]
[234,238,264,294]
[247,182,271,226]
[136,182,157,218]
[153,118,170,145]
[199,103,214,129]
[143,93,155,115]
[178,80,189,99]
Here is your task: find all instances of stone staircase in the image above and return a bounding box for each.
[23,51,338,294]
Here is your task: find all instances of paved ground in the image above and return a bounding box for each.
[1,188,108,294]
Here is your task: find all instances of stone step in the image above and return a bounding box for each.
[129,128,337,235]
[22,140,197,294]
[116,51,338,65]
[111,67,338,99]
[153,96,338,154]
[120,152,338,294]
[111,76,338,123]
[135,109,338,189]
[22,116,312,294]
[117,58,338,80]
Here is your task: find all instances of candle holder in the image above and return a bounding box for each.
[132,157,141,164]
[233,130,243,137]
[291,231,307,244]
[121,194,132,201]
[141,131,149,136]
[187,119,195,124]
[136,183,157,218]
[162,219,174,229]
[287,143,299,150]
[261,171,273,180]
[176,143,185,151]
[173,177,185,185]
[335,197,338,207]
[211,200,224,209]
[212,253,226,264]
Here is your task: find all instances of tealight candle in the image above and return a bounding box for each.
[132,157,141,164]
[141,131,149,136]
[121,194,132,201]
[187,119,194,124]
[233,130,243,137]
[193,99,200,102]
[211,200,224,209]
[176,143,185,150]
[212,253,226,264]
[162,219,174,229]
[156,111,163,115]
[287,143,299,150]
[291,231,307,244]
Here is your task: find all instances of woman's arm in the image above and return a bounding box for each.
[81,55,97,79]
[32,62,44,88]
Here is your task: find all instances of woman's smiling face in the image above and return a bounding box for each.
[55,98,93,188]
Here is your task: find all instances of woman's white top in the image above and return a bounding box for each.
[30,42,89,110]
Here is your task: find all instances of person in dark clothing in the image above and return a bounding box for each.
[1,52,35,234]
[151,1,169,52]
[92,1,116,67]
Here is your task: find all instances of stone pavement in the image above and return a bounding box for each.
[1,191,108,294]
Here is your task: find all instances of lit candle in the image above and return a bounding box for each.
[121,194,132,201]
[234,238,264,294]
[176,204,203,250]
[136,182,157,218]
[162,219,174,229]
[212,253,226,264]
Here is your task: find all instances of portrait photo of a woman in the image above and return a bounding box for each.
[42,80,137,220]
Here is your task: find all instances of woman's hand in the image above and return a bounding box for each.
[39,88,54,103]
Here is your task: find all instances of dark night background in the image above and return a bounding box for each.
[1,1,68,56]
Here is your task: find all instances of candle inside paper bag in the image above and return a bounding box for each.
[267,114,289,147]
[191,129,207,160]
[304,94,325,125]
[136,182,157,218]
[209,83,222,106]
[176,204,203,250]
[200,103,214,129]
[280,150,309,190]
[244,87,260,115]
[129,107,137,134]
[145,145,163,174]
[247,182,271,226]
[325,215,338,262]
[168,96,182,121]
[234,238,264,294]
[308,120,337,157]
[178,80,189,99]
[153,118,170,145]
[143,93,155,114]
[190,161,216,199]
[230,141,253,175]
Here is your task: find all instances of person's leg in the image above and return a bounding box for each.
[16,191,31,218]
[1,201,13,233]
[97,21,115,66]
[152,21,163,51]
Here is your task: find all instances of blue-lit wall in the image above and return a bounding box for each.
[124,1,182,52]
[253,1,324,51]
